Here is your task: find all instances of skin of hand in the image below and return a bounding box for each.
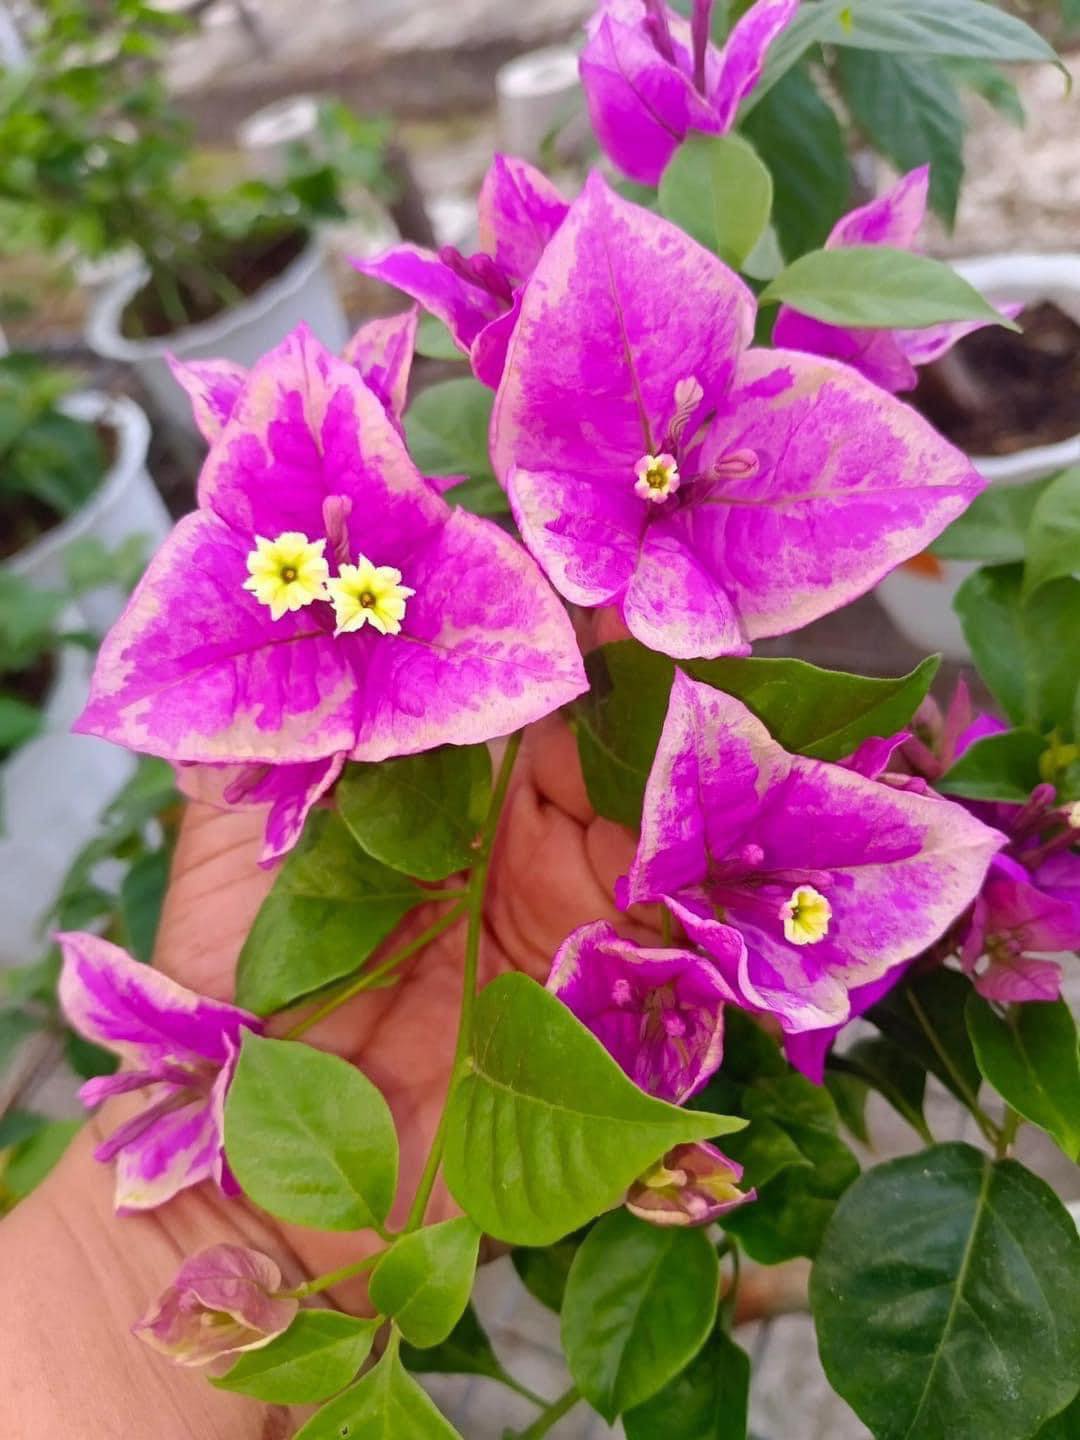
[0,715,647,1439]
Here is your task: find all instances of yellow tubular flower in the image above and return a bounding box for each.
[243,532,330,622]
[327,555,416,637]
[780,885,832,946]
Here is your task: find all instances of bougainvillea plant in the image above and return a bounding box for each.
[52,3,1080,1438]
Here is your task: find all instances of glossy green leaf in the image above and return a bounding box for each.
[742,63,849,259]
[2,1117,80,1198]
[812,1145,1080,1440]
[931,476,1053,562]
[823,1070,871,1146]
[511,1234,583,1313]
[867,968,982,1110]
[946,58,1026,126]
[659,133,772,270]
[562,1211,719,1422]
[294,1346,463,1438]
[120,847,169,962]
[573,641,937,828]
[405,377,495,486]
[749,2,850,106]
[1024,467,1080,598]
[955,565,1080,737]
[1039,1394,1080,1439]
[838,51,964,225]
[370,1217,480,1349]
[400,1304,521,1392]
[818,0,1063,68]
[337,745,490,882]
[236,811,425,1014]
[415,313,466,362]
[938,727,1048,802]
[966,995,1080,1161]
[831,1035,931,1143]
[214,1312,379,1403]
[444,974,743,1245]
[224,1035,398,1232]
[624,1327,750,1440]
[760,247,1011,330]
[0,1007,40,1070]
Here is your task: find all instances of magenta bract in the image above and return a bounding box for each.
[773,167,1020,393]
[546,920,733,1103]
[580,0,799,185]
[492,173,986,660]
[618,673,1004,1076]
[76,326,586,799]
[134,1244,297,1370]
[353,155,568,387]
[57,932,262,1212]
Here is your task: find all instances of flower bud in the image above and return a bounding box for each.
[133,1244,298,1371]
[626,1142,755,1228]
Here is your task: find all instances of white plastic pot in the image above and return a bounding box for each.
[876,253,1080,659]
[85,235,348,434]
[6,390,170,631]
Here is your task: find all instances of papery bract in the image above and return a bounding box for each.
[546,920,734,1103]
[133,1244,297,1371]
[619,674,1004,1076]
[773,167,1020,393]
[492,174,986,660]
[76,327,587,838]
[580,0,799,185]
[625,1140,755,1226]
[57,932,262,1211]
[354,154,568,387]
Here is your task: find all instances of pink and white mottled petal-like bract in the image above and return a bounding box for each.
[352,244,504,356]
[829,166,930,251]
[56,932,259,1069]
[342,306,419,424]
[113,1094,221,1214]
[477,155,569,287]
[770,308,918,394]
[710,0,800,131]
[493,171,755,493]
[782,963,909,1082]
[181,753,347,866]
[74,510,358,765]
[351,507,586,762]
[622,517,748,658]
[470,291,523,390]
[166,355,248,443]
[696,349,985,639]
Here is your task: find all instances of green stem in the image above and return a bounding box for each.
[279,1251,383,1299]
[282,901,467,1041]
[403,732,524,1232]
[907,990,1001,1147]
[996,1106,1023,1160]
[515,1387,581,1439]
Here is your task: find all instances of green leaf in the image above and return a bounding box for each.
[818,0,1063,68]
[867,968,982,1110]
[966,995,1080,1161]
[624,1327,750,1440]
[1024,466,1080,598]
[337,745,490,882]
[831,1035,931,1143]
[749,3,850,107]
[742,63,849,259]
[837,51,965,225]
[120,847,169,962]
[561,1211,719,1422]
[0,1007,40,1070]
[415,313,467,362]
[369,1217,481,1349]
[938,727,1048,802]
[224,1034,398,1232]
[2,1118,80,1198]
[1039,1394,1080,1439]
[0,695,42,755]
[812,1144,1080,1440]
[511,1235,582,1313]
[294,1345,463,1438]
[573,641,938,828]
[400,1304,521,1392]
[930,476,1054,562]
[946,57,1026,127]
[955,565,1080,737]
[760,247,1012,330]
[214,1312,379,1404]
[824,1070,871,1146]
[658,133,773,271]
[444,974,743,1246]
[405,378,495,485]
[0,1109,46,1151]
[236,811,425,1015]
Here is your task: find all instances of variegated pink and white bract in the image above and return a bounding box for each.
[492,174,987,661]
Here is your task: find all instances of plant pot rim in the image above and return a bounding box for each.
[85,229,321,362]
[952,251,1080,483]
[4,389,151,579]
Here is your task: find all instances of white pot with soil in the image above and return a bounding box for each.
[6,389,170,631]
[876,253,1080,659]
[85,231,349,436]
